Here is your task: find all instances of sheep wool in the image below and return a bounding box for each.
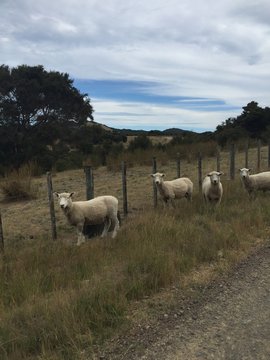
[151,172,193,207]
[202,171,223,205]
[55,192,120,246]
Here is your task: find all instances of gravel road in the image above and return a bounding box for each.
[100,242,270,360]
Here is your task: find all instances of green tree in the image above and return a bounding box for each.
[0,64,94,169]
[128,135,152,151]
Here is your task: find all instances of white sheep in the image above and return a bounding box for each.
[54,192,120,245]
[239,168,270,196]
[151,172,193,207]
[202,171,223,205]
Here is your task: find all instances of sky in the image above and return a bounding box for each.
[1,0,270,132]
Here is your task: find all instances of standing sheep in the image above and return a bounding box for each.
[239,168,270,196]
[202,171,223,205]
[54,192,120,245]
[151,172,193,207]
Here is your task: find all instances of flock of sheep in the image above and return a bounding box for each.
[54,167,270,245]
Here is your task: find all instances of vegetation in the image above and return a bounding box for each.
[215,101,270,146]
[1,64,270,175]
[0,163,39,201]
[0,64,94,172]
[1,144,270,359]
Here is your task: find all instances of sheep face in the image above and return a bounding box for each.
[239,168,251,179]
[151,172,165,185]
[54,192,74,210]
[207,171,223,185]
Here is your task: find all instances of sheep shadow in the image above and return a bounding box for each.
[83,211,121,239]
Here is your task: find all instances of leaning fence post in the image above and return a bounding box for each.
[230,144,235,180]
[245,140,249,169]
[84,166,94,200]
[121,161,128,217]
[152,157,157,207]
[198,153,202,192]
[176,152,181,178]
[47,172,57,241]
[257,139,261,173]
[0,212,4,253]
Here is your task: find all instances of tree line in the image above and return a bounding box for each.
[0,64,269,174]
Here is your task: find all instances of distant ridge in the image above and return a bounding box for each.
[87,121,199,136]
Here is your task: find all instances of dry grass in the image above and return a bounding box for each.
[0,164,39,202]
[0,145,270,359]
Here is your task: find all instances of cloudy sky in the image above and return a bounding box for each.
[1,0,270,132]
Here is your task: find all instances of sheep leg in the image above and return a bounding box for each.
[185,192,192,201]
[76,223,86,246]
[111,215,120,238]
[101,218,111,238]
[170,198,176,208]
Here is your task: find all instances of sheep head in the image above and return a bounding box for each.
[207,171,223,185]
[239,168,251,179]
[54,192,74,210]
[151,172,165,185]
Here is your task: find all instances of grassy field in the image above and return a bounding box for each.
[0,145,270,359]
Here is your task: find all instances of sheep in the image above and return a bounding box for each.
[151,172,193,207]
[54,192,120,245]
[239,168,270,196]
[202,171,223,205]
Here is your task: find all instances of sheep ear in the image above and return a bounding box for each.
[161,173,165,177]
[53,192,59,198]
[150,174,154,178]
[207,173,211,177]
[218,172,224,176]
[248,168,252,172]
[69,192,75,198]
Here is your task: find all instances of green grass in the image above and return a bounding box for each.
[1,179,270,359]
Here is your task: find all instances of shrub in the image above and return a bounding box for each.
[0,164,38,201]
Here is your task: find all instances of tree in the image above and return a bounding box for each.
[0,64,94,168]
[240,101,266,138]
[128,135,152,151]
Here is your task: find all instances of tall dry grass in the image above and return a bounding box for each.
[0,163,39,201]
[1,178,270,359]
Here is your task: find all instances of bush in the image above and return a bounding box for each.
[0,164,38,201]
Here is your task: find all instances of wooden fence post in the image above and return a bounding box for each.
[176,152,181,178]
[121,161,128,217]
[84,166,94,200]
[245,140,249,169]
[198,153,202,191]
[0,212,4,254]
[152,157,157,207]
[257,139,261,173]
[268,141,270,169]
[47,172,57,241]
[230,144,235,180]
[216,147,220,172]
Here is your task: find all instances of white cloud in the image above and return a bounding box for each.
[1,0,270,130]
[92,98,237,131]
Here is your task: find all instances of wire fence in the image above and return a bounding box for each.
[1,140,270,252]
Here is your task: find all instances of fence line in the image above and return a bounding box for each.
[0,212,4,253]
[198,152,203,192]
[121,161,128,217]
[257,139,261,173]
[245,141,249,168]
[2,141,270,243]
[176,153,181,178]
[84,166,94,200]
[152,157,158,207]
[216,147,221,172]
[47,172,57,241]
